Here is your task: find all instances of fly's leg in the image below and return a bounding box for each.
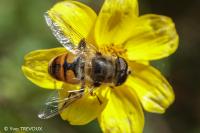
[90,90,102,105]
[68,79,85,98]
[61,84,85,110]
[68,88,84,98]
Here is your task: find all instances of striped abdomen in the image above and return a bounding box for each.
[48,53,80,84]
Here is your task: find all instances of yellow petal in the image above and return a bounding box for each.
[124,14,179,60]
[98,87,144,133]
[47,1,97,47]
[22,47,66,89]
[95,0,138,47]
[127,62,175,113]
[59,84,110,125]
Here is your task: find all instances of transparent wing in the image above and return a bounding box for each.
[38,89,85,119]
[44,13,98,54]
[44,13,77,53]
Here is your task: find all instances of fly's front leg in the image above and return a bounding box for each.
[89,87,102,105]
[67,88,84,98]
[60,82,85,111]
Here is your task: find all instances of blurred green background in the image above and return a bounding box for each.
[0,0,200,133]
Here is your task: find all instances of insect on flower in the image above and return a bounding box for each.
[37,13,131,119]
[22,0,179,132]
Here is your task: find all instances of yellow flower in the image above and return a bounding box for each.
[22,0,179,133]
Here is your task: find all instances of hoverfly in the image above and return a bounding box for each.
[38,13,131,119]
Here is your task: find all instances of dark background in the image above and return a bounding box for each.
[0,0,199,132]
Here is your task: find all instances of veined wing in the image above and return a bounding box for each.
[44,1,97,54]
[44,13,78,54]
[38,89,85,119]
[44,13,98,54]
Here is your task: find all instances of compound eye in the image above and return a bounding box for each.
[115,57,128,86]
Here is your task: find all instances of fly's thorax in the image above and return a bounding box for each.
[87,53,129,87]
[48,53,81,84]
[86,54,116,87]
